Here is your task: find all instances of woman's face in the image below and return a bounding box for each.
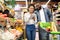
[28,6,34,13]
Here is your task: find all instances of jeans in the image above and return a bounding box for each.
[26,24,36,40]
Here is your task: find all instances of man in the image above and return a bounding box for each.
[35,3,52,40]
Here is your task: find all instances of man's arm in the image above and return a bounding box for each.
[35,11,39,22]
[47,8,53,21]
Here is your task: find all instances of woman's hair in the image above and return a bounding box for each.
[28,4,35,8]
[0,10,3,13]
[28,4,35,11]
[3,9,9,14]
[3,9,14,18]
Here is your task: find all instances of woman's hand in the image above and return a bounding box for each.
[32,17,35,21]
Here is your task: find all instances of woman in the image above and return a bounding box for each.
[24,4,37,40]
[3,9,14,18]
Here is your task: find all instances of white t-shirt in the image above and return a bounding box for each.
[39,8,46,22]
[24,12,37,24]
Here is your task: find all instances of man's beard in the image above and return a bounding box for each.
[35,6,41,11]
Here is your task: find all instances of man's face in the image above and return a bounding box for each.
[35,3,41,9]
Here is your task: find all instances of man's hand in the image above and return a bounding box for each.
[38,22,40,25]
